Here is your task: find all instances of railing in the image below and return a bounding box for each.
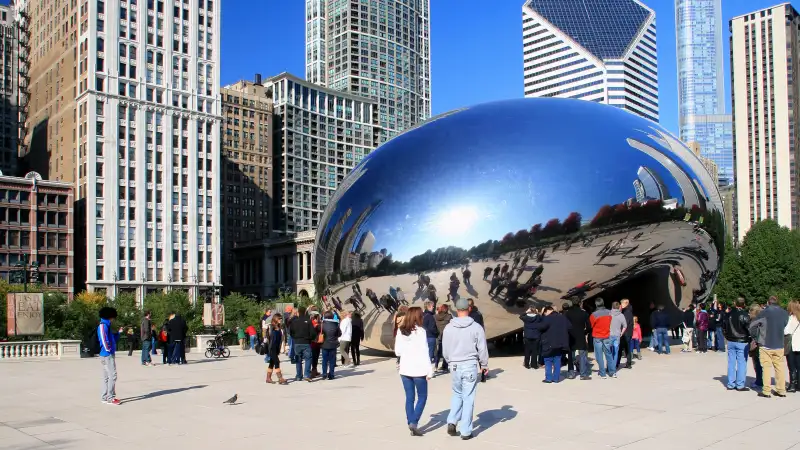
[0,340,82,360]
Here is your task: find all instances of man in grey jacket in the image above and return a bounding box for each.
[442,298,488,440]
[608,302,627,377]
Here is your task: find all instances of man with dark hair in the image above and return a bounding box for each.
[617,299,634,369]
[140,310,153,366]
[563,297,591,380]
[589,297,614,379]
[681,303,696,353]
[167,311,188,365]
[723,297,751,391]
[467,298,484,329]
[756,296,789,397]
[98,307,120,405]
[288,306,317,381]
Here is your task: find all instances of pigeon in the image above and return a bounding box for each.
[222,394,237,405]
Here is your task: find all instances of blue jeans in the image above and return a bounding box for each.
[447,361,480,437]
[609,336,620,365]
[141,340,152,364]
[727,341,748,389]
[427,337,436,363]
[656,328,670,354]
[294,343,312,380]
[631,339,641,352]
[249,335,256,350]
[593,337,614,377]
[401,375,428,427]
[572,349,589,377]
[321,348,336,378]
[288,336,295,362]
[714,328,725,351]
[650,331,659,349]
[544,355,562,382]
[151,337,157,354]
[170,340,183,364]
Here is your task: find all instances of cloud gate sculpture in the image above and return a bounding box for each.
[314,99,723,352]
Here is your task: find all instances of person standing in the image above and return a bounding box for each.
[338,311,353,367]
[681,304,696,353]
[237,326,246,350]
[631,317,642,359]
[608,302,627,373]
[422,301,438,368]
[395,306,434,436]
[350,312,364,367]
[168,312,188,365]
[756,296,789,398]
[713,302,726,352]
[563,299,591,380]
[784,301,800,393]
[321,311,341,380]
[140,311,153,366]
[519,307,542,370]
[246,324,257,350]
[434,304,452,373]
[288,307,317,382]
[533,305,571,383]
[265,315,288,385]
[617,299,634,369]
[160,320,170,365]
[98,307,121,405]
[651,305,671,354]
[723,298,751,391]
[589,298,614,379]
[442,298,489,440]
[696,304,709,353]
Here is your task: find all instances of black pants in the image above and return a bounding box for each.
[787,351,800,386]
[311,346,321,373]
[350,338,361,366]
[697,330,708,352]
[617,335,632,367]
[524,338,540,368]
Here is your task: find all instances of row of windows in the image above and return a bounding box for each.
[524,64,594,88]
[527,72,602,95]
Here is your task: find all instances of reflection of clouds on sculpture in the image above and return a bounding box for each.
[313,99,724,351]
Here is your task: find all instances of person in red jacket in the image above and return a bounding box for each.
[589,298,615,378]
[246,325,257,350]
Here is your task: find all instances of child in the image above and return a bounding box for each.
[632,316,643,360]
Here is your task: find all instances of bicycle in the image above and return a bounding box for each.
[204,330,231,358]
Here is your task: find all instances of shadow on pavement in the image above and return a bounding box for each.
[120,385,207,404]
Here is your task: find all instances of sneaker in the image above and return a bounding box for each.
[612,373,618,378]
[106,398,121,405]
[735,387,749,392]
[460,434,474,440]
[447,423,458,437]
[599,375,607,379]
[580,376,592,381]
[757,392,771,398]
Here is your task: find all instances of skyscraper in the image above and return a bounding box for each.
[304,0,431,142]
[21,0,222,303]
[522,0,659,122]
[636,166,670,201]
[730,4,800,242]
[675,0,733,186]
[0,5,18,176]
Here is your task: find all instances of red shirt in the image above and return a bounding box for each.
[245,325,257,336]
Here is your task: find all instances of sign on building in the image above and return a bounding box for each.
[7,293,45,336]
[203,303,225,327]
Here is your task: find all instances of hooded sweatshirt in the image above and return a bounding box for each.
[434,311,452,336]
[339,317,352,342]
[442,316,489,368]
[609,309,627,337]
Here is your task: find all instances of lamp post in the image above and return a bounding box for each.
[12,253,30,292]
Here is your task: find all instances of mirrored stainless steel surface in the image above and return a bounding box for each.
[314,99,724,352]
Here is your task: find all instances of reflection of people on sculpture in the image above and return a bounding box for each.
[482,266,492,281]
[448,273,461,302]
[427,284,438,308]
[461,266,471,287]
[389,285,398,302]
[512,255,521,269]
[493,264,501,277]
[500,263,509,277]
[488,274,502,296]
[381,294,398,313]
[365,289,381,311]
[396,287,409,305]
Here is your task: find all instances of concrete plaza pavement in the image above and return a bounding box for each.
[0,346,798,450]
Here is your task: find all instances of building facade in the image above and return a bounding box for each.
[16,0,223,303]
[0,171,74,298]
[264,72,380,235]
[675,0,732,186]
[220,75,273,293]
[688,141,719,188]
[0,5,18,176]
[730,4,800,242]
[304,0,431,141]
[231,229,315,299]
[522,0,659,123]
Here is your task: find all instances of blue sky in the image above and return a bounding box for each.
[221,0,778,137]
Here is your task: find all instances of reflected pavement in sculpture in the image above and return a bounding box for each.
[313,98,724,352]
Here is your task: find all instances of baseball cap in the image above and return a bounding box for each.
[455,298,470,311]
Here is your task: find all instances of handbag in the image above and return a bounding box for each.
[785,322,799,354]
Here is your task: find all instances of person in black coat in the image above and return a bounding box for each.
[617,299,635,370]
[562,298,591,379]
[520,308,542,369]
[533,306,572,383]
[167,312,188,365]
[320,312,341,380]
[350,312,364,366]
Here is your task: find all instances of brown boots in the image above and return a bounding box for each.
[267,369,288,385]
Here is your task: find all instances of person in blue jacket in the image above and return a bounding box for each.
[98,306,121,405]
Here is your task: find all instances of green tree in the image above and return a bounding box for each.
[221,292,264,329]
[712,237,744,303]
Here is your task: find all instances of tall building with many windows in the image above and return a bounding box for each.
[675,0,732,186]
[304,0,431,142]
[220,75,274,292]
[263,73,380,235]
[21,0,222,303]
[0,5,18,176]
[522,0,659,123]
[730,4,800,242]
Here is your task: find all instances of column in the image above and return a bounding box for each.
[306,251,312,280]
[297,252,303,281]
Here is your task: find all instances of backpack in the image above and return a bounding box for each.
[159,329,168,342]
[88,326,102,356]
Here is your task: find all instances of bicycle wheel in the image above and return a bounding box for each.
[221,347,230,358]
[212,347,221,358]
[204,349,213,358]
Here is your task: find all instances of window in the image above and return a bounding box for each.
[98,19,105,32]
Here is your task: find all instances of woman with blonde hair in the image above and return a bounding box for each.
[394,306,433,436]
[785,301,800,392]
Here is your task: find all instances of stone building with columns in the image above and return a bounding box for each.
[231,230,315,299]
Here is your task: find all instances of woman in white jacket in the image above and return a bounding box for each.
[395,306,434,436]
[784,301,800,392]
